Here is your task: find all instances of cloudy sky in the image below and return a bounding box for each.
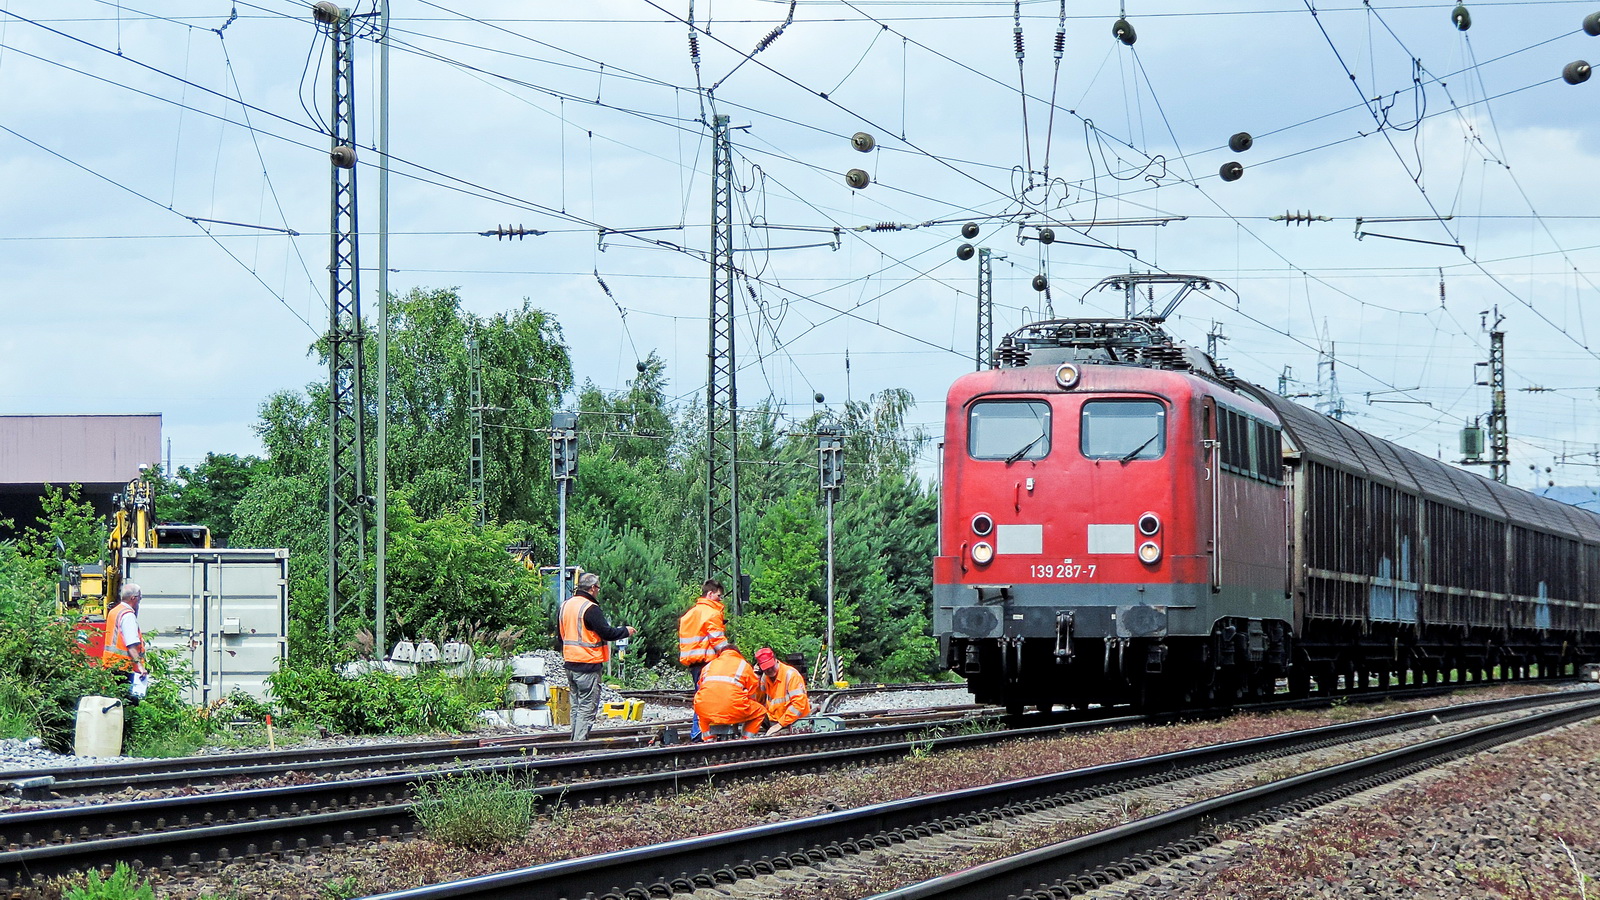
[3,0,1598,489]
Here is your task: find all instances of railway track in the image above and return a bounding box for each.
[2,687,1589,891]
[0,710,1022,887]
[0,704,988,799]
[619,680,976,714]
[346,689,1600,900]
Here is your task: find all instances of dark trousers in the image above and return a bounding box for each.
[568,667,604,740]
[687,662,706,739]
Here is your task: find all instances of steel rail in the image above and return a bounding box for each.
[0,713,1062,887]
[0,731,643,794]
[345,690,1599,900]
[0,678,1536,796]
[0,687,1577,889]
[871,696,1600,899]
[0,706,994,798]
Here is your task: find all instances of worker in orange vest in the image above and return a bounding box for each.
[102,583,149,699]
[559,572,635,740]
[754,647,810,735]
[693,642,765,739]
[678,579,727,740]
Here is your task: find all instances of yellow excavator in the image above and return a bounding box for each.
[56,468,209,658]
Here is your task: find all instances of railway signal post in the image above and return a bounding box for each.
[551,411,578,604]
[819,427,845,684]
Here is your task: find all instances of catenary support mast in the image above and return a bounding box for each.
[705,113,741,606]
[976,248,994,370]
[317,1,369,631]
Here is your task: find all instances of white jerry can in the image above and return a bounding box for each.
[74,696,125,758]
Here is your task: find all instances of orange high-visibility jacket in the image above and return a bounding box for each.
[100,602,140,670]
[694,649,765,726]
[677,595,727,666]
[760,662,811,727]
[560,596,610,665]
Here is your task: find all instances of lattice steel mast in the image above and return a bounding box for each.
[316,1,369,631]
[469,331,486,525]
[705,113,741,603]
[976,248,994,369]
[1486,310,1508,483]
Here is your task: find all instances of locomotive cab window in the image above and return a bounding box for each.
[969,400,1051,461]
[1081,400,1165,460]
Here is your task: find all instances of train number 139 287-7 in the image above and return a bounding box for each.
[1030,563,1096,579]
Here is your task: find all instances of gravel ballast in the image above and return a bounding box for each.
[49,684,1592,900]
[1083,717,1600,900]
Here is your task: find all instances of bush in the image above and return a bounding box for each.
[413,771,536,849]
[63,862,155,900]
[268,666,486,735]
[122,653,215,757]
[0,546,124,751]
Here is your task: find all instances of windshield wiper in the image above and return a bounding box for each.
[1004,433,1045,465]
[1119,433,1159,464]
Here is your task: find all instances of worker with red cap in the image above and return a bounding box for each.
[755,647,811,735]
[693,642,766,739]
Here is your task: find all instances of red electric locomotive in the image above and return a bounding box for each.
[937,316,1600,711]
[936,318,1292,710]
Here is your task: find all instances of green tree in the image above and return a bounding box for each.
[237,287,575,661]
[381,288,572,523]
[383,494,546,641]
[573,523,682,667]
[19,484,107,581]
[733,489,857,668]
[834,471,939,680]
[156,453,262,545]
[230,470,330,657]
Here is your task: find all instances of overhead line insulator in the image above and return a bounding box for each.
[480,225,546,240]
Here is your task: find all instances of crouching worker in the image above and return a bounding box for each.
[693,643,765,739]
[754,647,810,735]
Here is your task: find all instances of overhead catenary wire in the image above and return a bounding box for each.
[12,1,1600,465]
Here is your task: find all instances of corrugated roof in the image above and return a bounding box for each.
[1347,428,1420,493]
[0,415,161,485]
[1262,396,1363,468]
[1250,389,1600,537]
[1405,454,1474,512]
[1548,500,1600,542]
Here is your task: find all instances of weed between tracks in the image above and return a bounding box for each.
[412,771,538,851]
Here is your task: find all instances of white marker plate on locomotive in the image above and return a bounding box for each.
[1087,524,1135,554]
[996,523,1043,554]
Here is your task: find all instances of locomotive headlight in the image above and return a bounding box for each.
[1054,362,1081,390]
[1138,513,1161,536]
[971,513,994,536]
[971,541,995,565]
[1137,540,1162,564]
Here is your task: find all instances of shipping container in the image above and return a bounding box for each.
[124,547,289,703]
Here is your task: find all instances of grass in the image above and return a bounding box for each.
[412,771,538,850]
[0,699,38,740]
[61,863,155,900]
